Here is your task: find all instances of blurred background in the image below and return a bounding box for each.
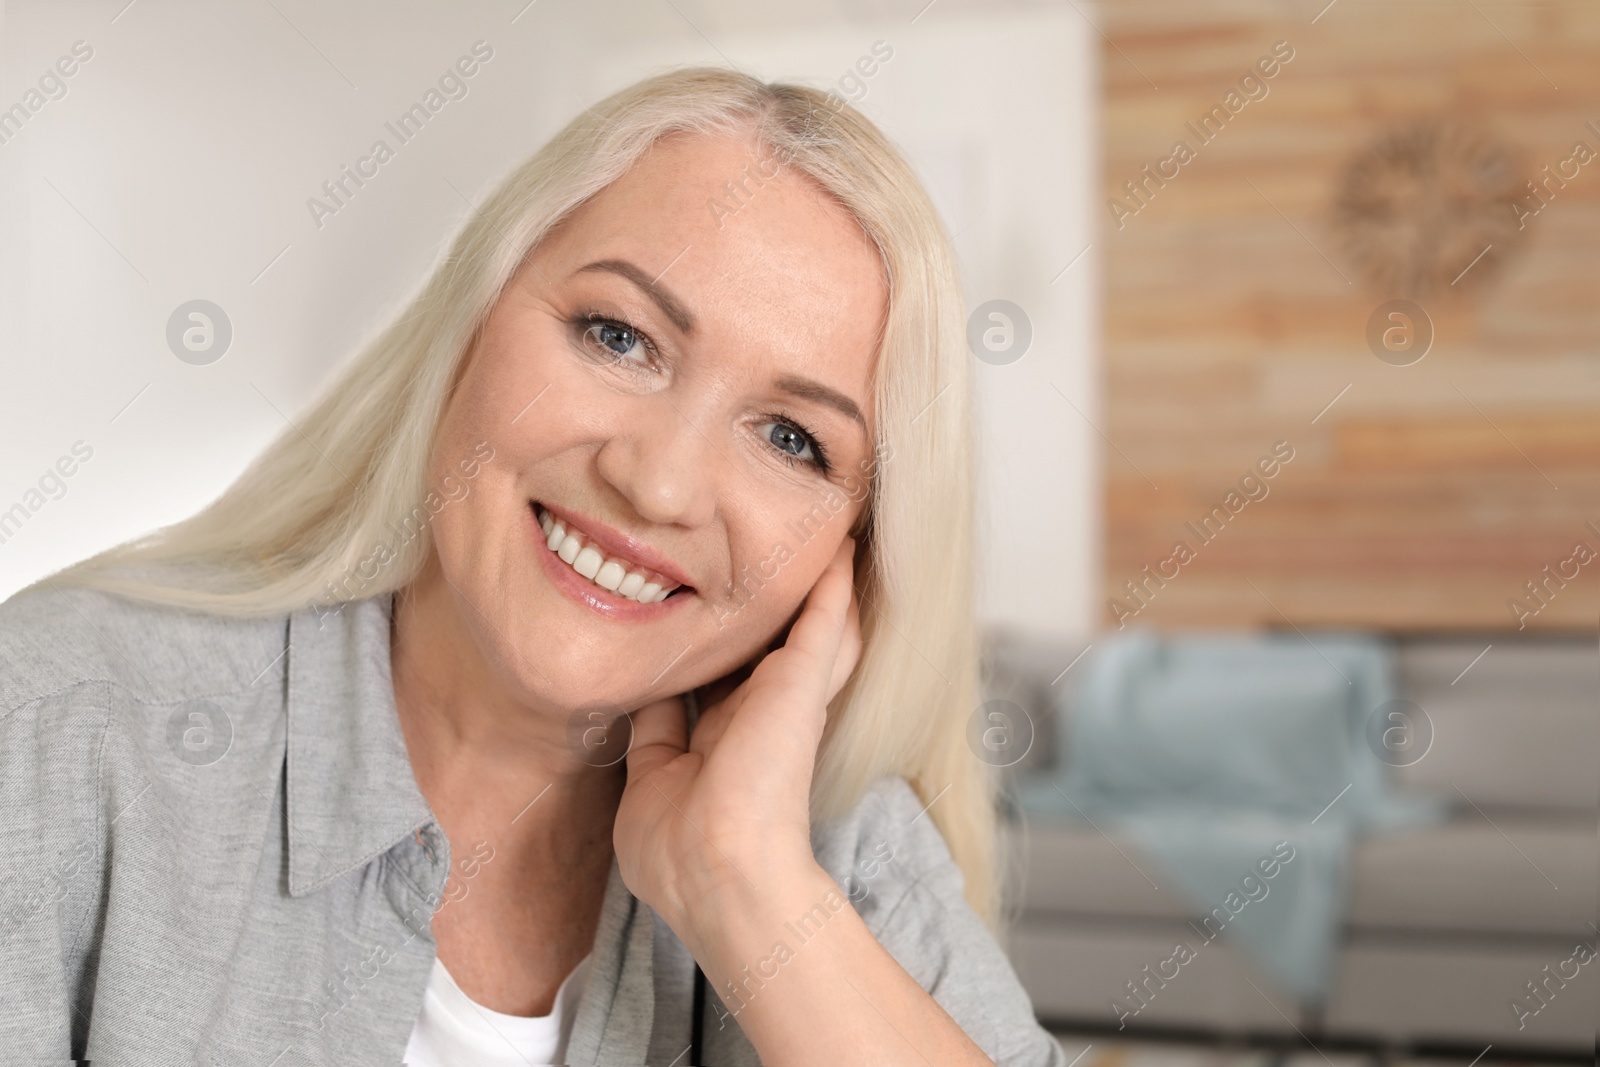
[1,1,1594,1064]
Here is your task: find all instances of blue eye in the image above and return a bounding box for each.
[581,315,651,365]
[758,419,830,473]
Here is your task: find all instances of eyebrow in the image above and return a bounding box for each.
[576,259,695,334]
[774,374,868,432]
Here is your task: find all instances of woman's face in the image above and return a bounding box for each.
[425,130,888,717]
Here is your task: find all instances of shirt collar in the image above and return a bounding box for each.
[285,593,436,897]
[567,856,660,1062]
[282,592,665,1059]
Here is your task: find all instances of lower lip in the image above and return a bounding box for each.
[530,503,692,621]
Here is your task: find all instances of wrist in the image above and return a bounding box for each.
[674,852,836,965]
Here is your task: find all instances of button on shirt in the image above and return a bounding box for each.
[0,577,1068,1066]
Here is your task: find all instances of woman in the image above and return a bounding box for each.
[0,68,1065,1065]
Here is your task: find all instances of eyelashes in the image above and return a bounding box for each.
[568,309,833,476]
[577,311,656,366]
[759,413,832,474]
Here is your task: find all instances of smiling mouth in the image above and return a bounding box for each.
[535,503,691,604]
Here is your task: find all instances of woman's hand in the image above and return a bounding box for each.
[612,535,861,941]
[612,537,995,1066]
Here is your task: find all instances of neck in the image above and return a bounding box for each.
[390,552,626,852]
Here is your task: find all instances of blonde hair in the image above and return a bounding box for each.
[45,67,998,925]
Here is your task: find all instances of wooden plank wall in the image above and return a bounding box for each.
[1098,0,1600,632]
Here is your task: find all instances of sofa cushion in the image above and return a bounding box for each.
[1003,919,1300,1033]
[1002,813,1595,936]
[1381,638,1593,813]
[1000,818,1189,920]
[987,634,1596,814]
[1346,814,1596,935]
[1328,939,1595,1047]
[1008,917,1594,1049]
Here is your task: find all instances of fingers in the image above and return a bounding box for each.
[686,689,737,754]
[675,536,860,760]
[624,694,689,780]
[777,537,858,698]
[825,578,862,704]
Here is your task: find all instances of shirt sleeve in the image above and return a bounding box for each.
[836,776,1069,1067]
[0,680,110,1061]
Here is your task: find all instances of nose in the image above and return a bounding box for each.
[593,395,721,530]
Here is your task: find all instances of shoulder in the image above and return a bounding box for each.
[810,774,1068,1067]
[812,774,988,969]
[0,575,286,717]
[0,573,301,1006]
[0,574,292,859]
[810,774,962,919]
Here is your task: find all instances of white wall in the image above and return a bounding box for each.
[0,0,1098,639]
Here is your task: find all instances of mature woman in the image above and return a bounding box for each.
[0,68,1064,1065]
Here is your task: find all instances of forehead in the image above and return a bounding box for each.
[532,130,888,409]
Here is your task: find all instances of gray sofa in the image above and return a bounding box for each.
[987,632,1597,1054]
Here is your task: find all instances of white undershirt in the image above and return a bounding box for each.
[404,953,592,1067]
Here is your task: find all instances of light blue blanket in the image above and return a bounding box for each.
[1011,631,1447,1005]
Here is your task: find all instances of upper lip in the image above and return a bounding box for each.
[535,500,696,590]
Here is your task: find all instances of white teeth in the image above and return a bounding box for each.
[536,505,683,604]
[573,546,603,580]
[595,560,625,591]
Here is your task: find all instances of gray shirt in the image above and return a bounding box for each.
[0,578,1067,1065]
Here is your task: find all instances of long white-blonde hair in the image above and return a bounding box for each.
[44,66,998,925]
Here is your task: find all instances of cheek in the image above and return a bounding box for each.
[736,559,813,627]
[459,303,581,427]
[429,386,528,549]
[427,465,521,581]
[710,518,850,653]
[434,338,588,511]
[697,568,813,679]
